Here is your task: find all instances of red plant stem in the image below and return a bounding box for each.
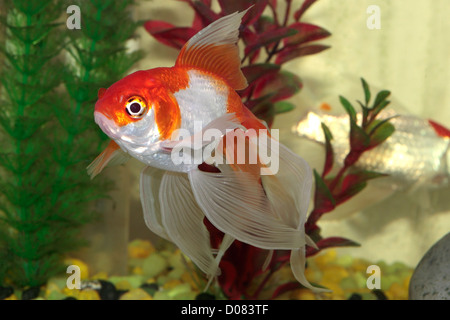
[249,266,280,299]
[307,150,363,229]
[265,0,292,63]
[328,148,363,192]
[327,165,346,193]
[283,0,292,27]
[305,208,324,230]
[268,1,280,26]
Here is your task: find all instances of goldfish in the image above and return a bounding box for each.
[88,10,324,292]
[293,104,450,219]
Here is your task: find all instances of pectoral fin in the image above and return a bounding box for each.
[87,140,130,179]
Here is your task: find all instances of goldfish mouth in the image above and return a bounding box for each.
[94,111,120,139]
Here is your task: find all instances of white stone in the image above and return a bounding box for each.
[409,233,450,300]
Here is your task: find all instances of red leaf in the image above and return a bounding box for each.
[312,170,335,213]
[306,237,360,257]
[244,1,269,26]
[306,170,335,228]
[144,20,174,33]
[335,181,367,205]
[275,44,330,64]
[242,94,274,109]
[334,171,386,205]
[144,21,196,49]
[192,12,207,30]
[294,0,318,21]
[180,0,220,26]
[244,27,297,57]
[254,15,277,34]
[247,101,275,128]
[321,123,334,177]
[240,28,258,46]
[429,119,450,138]
[252,70,302,103]
[283,22,331,46]
[241,63,280,84]
[218,0,268,26]
[241,29,263,64]
[219,0,250,14]
[217,260,239,298]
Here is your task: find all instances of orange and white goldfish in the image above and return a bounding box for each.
[88,10,323,291]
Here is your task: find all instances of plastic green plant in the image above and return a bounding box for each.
[0,0,141,290]
[0,0,67,288]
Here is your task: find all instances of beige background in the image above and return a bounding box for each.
[97,0,450,272]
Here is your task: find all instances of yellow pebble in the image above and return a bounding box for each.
[63,287,76,298]
[322,266,349,284]
[132,266,144,275]
[304,266,317,282]
[314,250,337,268]
[163,279,182,290]
[5,294,17,300]
[77,289,101,300]
[115,280,132,291]
[320,280,344,297]
[291,289,316,300]
[351,259,369,273]
[181,272,199,291]
[329,294,346,300]
[145,277,157,284]
[45,282,61,298]
[91,272,109,280]
[403,273,412,290]
[64,258,89,280]
[128,239,155,259]
[386,282,408,300]
[120,288,153,300]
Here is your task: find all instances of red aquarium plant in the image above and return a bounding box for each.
[145,1,394,299]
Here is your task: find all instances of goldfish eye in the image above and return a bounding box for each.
[125,96,147,118]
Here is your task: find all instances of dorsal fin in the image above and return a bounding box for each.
[175,9,249,91]
[428,119,450,138]
[98,88,107,99]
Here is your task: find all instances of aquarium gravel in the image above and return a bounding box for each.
[0,240,413,300]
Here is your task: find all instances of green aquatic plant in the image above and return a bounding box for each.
[0,0,141,289]
[305,78,395,240]
[0,0,68,288]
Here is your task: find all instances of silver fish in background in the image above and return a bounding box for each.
[295,107,450,188]
[293,106,450,220]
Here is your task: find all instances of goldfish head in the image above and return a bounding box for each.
[94,70,166,159]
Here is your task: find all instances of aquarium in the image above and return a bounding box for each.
[0,0,449,303]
